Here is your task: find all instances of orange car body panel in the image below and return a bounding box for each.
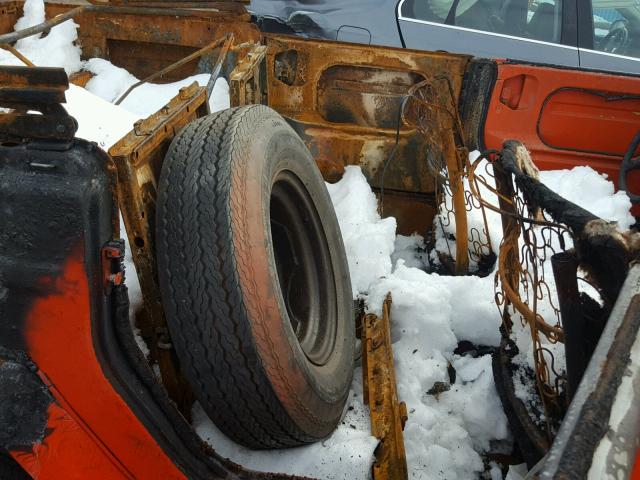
[10,248,186,480]
[484,61,640,214]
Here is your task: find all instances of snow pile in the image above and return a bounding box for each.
[194,378,378,480]
[84,58,231,118]
[391,234,429,270]
[539,166,634,230]
[340,168,508,478]
[326,167,397,297]
[64,85,140,150]
[322,165,632,478]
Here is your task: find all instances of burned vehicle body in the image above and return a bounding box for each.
[0,0,639,479]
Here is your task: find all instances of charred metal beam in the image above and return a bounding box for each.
[492,336,550,468]
[0,4,240,45]
[362,294,408,480]
[500,140,633,307]
[551,251,586,400]
[540,265,640,480]
[500,140,598,233]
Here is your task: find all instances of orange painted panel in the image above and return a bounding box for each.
[538,88,640,157]
[632,449,640,480]
[18,247,186,480]
[485,61,640,202]
[12,403,129,480]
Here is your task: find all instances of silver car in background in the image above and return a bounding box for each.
[249,0,640,74]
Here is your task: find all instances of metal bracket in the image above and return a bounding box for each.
[101,240,125,295]
[0,66,77,144]
[362,294,408,480]
[230,43,267,106]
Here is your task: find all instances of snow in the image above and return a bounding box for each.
[2,1,637,478]
[539,166,634,231]
[65,85,140,150]
[326,166,397,297]
[392,234,429,270]
[194,379,378,479]
[84,57,231,118]
[345,168,509,478]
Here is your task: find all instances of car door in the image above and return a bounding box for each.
[577,0,640,74]
[480,59,640,213]
[397,0,580,67]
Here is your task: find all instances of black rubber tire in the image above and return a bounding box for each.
[156,105,354,449]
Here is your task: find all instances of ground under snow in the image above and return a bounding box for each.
[2,2,635,478]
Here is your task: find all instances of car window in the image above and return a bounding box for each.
[401,0,563,43]
[591,0,640,59]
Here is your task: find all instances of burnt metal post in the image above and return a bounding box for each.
[492,156,519,330]
[551,251,586,400]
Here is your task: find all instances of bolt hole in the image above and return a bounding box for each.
[134,236,145,248]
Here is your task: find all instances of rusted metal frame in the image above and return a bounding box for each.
[494,164,562,443]
[0,5,86,45]
[489,147,564,445]
[115,33,233,105]
[262,35,469,235]
[108,0,249,8]
[442,135,469,272]
[484,141,638,462]
[401,76,476,273]
[109,83,209,414]
[483,144,567,341]
[229,43,267,106]
[0,4,240,45]
[490,154,520,331]
[362,294,408,480]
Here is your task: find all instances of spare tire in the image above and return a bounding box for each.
[156,105,354,448]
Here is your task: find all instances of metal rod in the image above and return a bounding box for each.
[0,44,35,66]
[115,35,230,105]
[205,33,234,97]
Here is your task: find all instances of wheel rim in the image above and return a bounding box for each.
[269,170,337,366]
